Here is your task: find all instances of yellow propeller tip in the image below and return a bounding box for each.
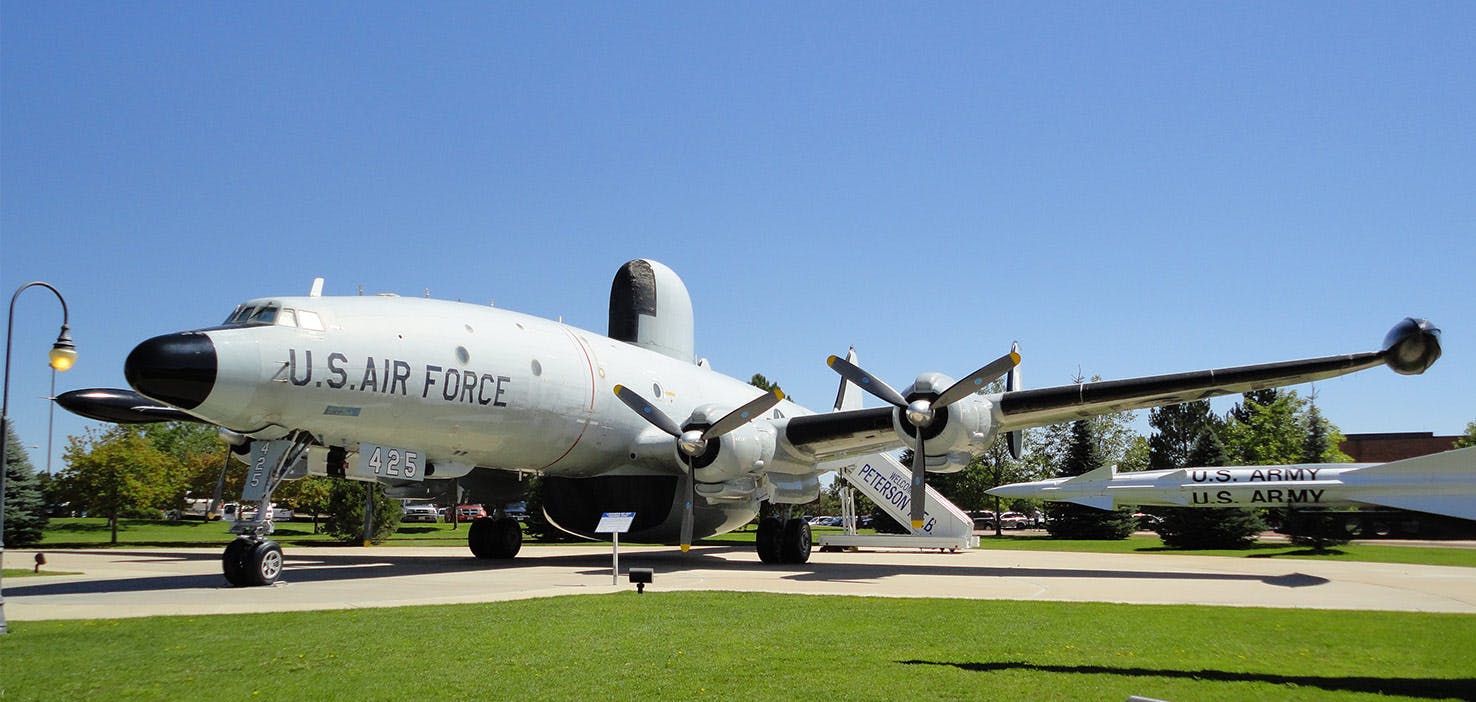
[680,544,691,552]
[911,520,924,528]
[774,389,786,401]
[1010,351,1021,363]
[613,384,625,394]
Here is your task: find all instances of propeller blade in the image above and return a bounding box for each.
[702,389,785,440]
[679,464,695,552]
[934,350,1021,408]
[827,354,907,408]
[613,385,682,438]
[911,433,926,529]
[1006,342,1023,460]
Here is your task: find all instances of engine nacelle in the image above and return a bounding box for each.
[683,405,778,486]
[894,372,1000,473]
[541,474,758,543]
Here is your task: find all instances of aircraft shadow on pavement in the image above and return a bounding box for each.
[7,545,1328,599]
[899,660,1476,701]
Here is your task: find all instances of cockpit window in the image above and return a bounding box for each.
[224,305,253,324]
[247,305,278,325]
[222,303,322,329]
[297,310,324,331]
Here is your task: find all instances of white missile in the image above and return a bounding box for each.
[987,447,1476,521]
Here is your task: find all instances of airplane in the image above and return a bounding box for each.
[987,446,1476,521]
[55,259,1442,587]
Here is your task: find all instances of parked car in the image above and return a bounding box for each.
[238,503,292,522]
[454,503,488,521]
[402,503,440,523]
[998,512,1032,529]
[969,510,997,529]
[504,501,529,521]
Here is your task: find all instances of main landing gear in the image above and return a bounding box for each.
[755,515,811,565]
[468,517,523,559]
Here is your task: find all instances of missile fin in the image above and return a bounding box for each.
[1347,446,1474,476]
[1067,463,1118,484]
[1065,495,1117,510]
[1358,494,1476,522]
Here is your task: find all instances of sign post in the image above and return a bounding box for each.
[594,512,636,585]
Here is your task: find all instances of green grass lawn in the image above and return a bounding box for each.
[975,533,1476,568]
[31,518,1476,568]
[1,592,1471,701]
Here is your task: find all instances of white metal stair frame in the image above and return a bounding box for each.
[817,452,979,551]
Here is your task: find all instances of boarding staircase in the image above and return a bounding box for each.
[816,452,978,552]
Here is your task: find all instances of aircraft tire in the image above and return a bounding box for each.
[222,538,251,586]
[470,517,522,559]
[780,519,811,564]
[247,540,284,586]
[755,517,782,564]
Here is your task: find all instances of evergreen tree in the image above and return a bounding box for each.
[1152,424,1265,549]
[3,424,49,548]
[1148,401,1214,470]
[1043,419,1135,539]
[322,478,402,544]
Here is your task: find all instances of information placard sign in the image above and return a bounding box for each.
[595,512,636,534]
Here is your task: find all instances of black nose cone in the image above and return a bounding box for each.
[125,332,218,410]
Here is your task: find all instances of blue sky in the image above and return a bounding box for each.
[3,3,1472,473]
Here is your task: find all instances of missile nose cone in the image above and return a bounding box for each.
[125,332,217,410]
[987,482,1040,499]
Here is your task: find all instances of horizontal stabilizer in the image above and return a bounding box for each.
[1361,494,1476,522]
[1065,495,1117,510]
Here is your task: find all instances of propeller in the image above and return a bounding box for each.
[826,350,1020,529]
[613,385,784,551]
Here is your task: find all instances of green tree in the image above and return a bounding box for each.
[1148,401,1215,470]
[1300,401,1351,463]
[322,478,402,544]
[276,475,334,533]
[1456,420,1476,449]
[1149,408,1265,549]
[3,424,50,547]
[1043,419,1136,539]
[749,373,788,402]
[58,426,182,544]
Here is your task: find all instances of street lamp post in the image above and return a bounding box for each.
[1,281,77,635]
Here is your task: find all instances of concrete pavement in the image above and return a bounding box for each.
[4,543,1475,621]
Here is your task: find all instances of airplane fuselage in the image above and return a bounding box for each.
[147,295,810,482]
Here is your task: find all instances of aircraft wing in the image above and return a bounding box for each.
[778,407,897,462]
[773,318,1440,464]
[996,317,1440,431]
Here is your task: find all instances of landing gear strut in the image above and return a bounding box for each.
[468,517,522,559]
[222,432,312,587]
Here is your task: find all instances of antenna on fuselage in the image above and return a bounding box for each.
[309,278,324,297]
